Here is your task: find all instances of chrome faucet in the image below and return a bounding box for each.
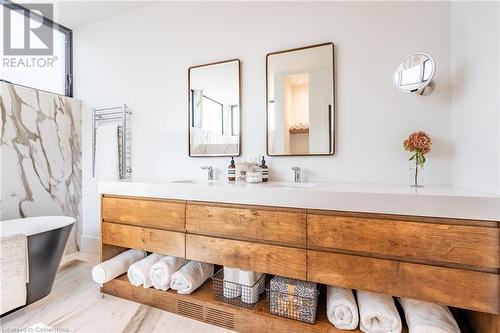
[201,166,214,181]
[291,167,302,183]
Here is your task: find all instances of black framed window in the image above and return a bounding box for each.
[1,0,73,96]
[191,89,195,127]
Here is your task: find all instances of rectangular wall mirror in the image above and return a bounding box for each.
[189,59,240,157]
[266,43,335,156]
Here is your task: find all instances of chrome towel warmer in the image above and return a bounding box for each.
[92,105,132,179]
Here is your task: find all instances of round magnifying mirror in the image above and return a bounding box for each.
[393,53,435,95]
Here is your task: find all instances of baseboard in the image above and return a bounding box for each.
[80,235,99,254]
[60,251,99,267]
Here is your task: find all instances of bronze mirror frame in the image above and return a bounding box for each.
[265,42,335,157]
[188,58,241,157]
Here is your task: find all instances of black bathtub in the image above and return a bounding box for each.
[1,216,74,315]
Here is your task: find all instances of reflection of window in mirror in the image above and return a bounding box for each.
[202,95,223,134]
[423,59,432,81]
[189,59,240,157]
[393,53,435,95]
[397,54,434,88]
[401,64,421,86]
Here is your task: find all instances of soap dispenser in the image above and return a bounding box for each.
[260,156,269,182]
[228,157,236,182]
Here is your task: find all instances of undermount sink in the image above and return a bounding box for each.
[269,182,316,188]
[170,179,219,185]
[170,179,315,188]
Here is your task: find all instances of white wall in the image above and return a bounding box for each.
[451,2,500,194]
[73,1,500,249]
[75,1,452,179]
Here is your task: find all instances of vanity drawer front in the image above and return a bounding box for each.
[307,250,499,314]
[307,214,500,268]
[186,234,306,280]
[102,196,186,231]
[186,203,306,246]
[102,222,185,257]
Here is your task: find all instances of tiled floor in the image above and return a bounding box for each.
[1,256,233,333]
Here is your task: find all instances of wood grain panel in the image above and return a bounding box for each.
[102,196,185,231]
[186,234,306,280]
[101,244,128,261]
[460,310,500,333]
[102,222,185,257]
[307,250,499,314]
[308,214,500,268]
[307,209,499,228]
[186,203,306,246]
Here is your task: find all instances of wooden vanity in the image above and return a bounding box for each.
[99,194,500,333]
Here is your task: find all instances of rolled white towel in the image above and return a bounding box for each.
[149,256,188,291]
[399,298,460,333]
[241,273,265,304]
[223,267,241,299]
[326,286,359,330]
[239,270,264,304]
[239,269,261,286]
[357,290,402,333]
[170,261,214,295]
[92,249,146,285]
[127,253,163,288]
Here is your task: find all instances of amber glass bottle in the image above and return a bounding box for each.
[228,157,236,181]
[260,156,269,182]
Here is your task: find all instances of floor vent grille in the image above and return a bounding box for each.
[177,300,203,321]
[205,306,235,330]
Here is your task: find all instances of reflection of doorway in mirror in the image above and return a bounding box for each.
[272,67,331,155]
[285,73,310,154]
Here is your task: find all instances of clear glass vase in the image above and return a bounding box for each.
[409,163,424,187]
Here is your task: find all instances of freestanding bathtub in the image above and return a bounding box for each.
[0,216,74,313]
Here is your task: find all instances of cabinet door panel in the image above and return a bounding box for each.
[186,234,306,279]
[187,203,306,246]
[102,222,185,257]
[308,214,499,268]
[307,250,499,314]
[102,196,185,231]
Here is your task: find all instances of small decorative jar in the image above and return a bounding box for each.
[246,168,263,183]
[235,162,253,182]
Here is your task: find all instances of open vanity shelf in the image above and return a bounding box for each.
[103,273,480,333]
[103,274,395,333]
[99,194,499,333]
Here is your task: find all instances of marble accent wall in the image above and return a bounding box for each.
[0,82,82,253]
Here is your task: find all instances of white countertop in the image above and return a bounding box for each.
[98,178,500,221]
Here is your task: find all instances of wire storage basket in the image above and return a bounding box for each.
[266,282,319,324]
[212,269,266,308]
